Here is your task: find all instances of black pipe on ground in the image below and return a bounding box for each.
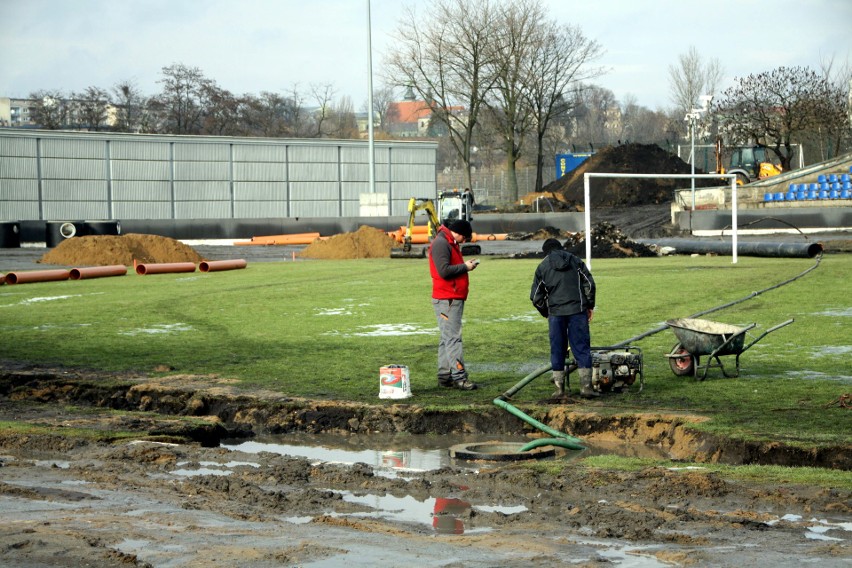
[637,238,823,258]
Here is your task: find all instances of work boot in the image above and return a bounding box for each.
[578,368,600,399]
[438,375,454,388]
[453,377,478,391]
[551,370,566,397]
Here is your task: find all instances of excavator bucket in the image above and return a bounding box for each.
[390,247,427,259]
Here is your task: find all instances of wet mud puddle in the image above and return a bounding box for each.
[199,432,670,537]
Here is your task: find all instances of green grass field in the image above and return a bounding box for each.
[2,253,850,447]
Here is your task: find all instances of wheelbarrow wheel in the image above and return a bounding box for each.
[669,344,695,376]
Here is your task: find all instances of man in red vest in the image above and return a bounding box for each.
[428,219,479,390]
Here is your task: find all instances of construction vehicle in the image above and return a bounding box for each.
[390,190,481,258]
[714,139,782,185]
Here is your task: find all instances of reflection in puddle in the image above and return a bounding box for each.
[220,433,671,537]
[333,491,508,535]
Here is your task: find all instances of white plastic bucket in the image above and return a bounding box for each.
[379,365,412,399]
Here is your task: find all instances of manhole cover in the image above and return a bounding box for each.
[449,441,556,461]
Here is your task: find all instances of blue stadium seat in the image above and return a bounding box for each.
[786,191,796,201]
[810,183,820,192]
[817,174,827,184]
[819,189,829,199]
[807,189,819,200]
[764,192,774,202]
[796,190,806,200]
[841,173,851,183]
[775,192,785,201]
[828,174,838,183]
[829,189,840,199]
[841,188,852,199]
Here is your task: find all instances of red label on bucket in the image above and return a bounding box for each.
[379,366,411,399]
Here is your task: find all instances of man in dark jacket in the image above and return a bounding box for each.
[428,219,480,390]
[530,238,598,398]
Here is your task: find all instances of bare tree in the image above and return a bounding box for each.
[111,81,146,133]
[370,84,398,133]
[818,53,852,159]
[485,0,540,201]
[73,86,110,131]
[330,95,359,139]
[309,83,337,138]
[570,84,619,147]
[668,46,724,121]
[27,90,70,129]
[715,66,847,170]
[385,0,502,189]
[524,18,604,192]
[153,63,216,134]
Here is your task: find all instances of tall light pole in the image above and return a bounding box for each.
[366,0,376,193]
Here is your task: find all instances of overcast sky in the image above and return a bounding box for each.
[2,0,850,111]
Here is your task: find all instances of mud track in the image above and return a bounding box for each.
[1,367,850,567]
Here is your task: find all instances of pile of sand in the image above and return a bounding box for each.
[39,234,206,266]
[299,226,398,259]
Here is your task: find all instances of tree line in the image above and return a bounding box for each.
[23,0,851,201]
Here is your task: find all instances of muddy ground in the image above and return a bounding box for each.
[0,368,849,567]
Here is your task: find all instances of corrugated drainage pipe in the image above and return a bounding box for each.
[69,265,128,280]
[135,262,196,275]
[5,269,71,285]
[199,259,247,272]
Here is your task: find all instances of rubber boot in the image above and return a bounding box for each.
[551,370,566,397]
[579,368,600,398]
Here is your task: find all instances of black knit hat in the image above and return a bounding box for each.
[448,220,473,240]
[542,238,563,254]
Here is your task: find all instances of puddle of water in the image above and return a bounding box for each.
[170,459,260,477]
[222,432,673,474]
[332,491,496,535]
[220,433,673,536]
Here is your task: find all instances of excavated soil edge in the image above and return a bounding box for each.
[1,367,848,471]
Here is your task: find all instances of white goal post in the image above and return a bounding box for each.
[582,173,739,268]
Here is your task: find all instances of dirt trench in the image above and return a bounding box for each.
[1,367,850,567]
[1,367,848,470]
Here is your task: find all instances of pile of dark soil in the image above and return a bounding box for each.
[38,234,206,266]
[513,221,657,259]
[563,222,657,258]
[542,143,719,207]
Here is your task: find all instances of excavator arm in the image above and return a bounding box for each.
[401,197,440,252]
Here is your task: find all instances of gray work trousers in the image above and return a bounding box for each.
[432,298,467,382]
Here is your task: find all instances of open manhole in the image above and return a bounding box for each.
[449,441,556,461]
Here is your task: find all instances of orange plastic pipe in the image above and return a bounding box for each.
[236,235,320,245]
[199,259,247,272]
[471,233,508,242]
[250,232,320,244]
[135,262,196,275]
[69,265,128,280]
[5,269,71,285]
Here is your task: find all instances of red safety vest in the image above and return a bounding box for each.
[429,226,469,300]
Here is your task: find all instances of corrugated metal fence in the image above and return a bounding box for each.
[0,130,438,221]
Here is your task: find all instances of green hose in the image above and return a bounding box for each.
[493,397,585,451]
[519,437,585,452]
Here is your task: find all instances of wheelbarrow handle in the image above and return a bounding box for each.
[742,318,795,352]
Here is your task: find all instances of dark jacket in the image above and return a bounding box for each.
[530,250,595,317]
[429,225,469,300]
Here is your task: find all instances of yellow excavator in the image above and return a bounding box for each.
[391,190,481,258]
[715,139,782,185]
